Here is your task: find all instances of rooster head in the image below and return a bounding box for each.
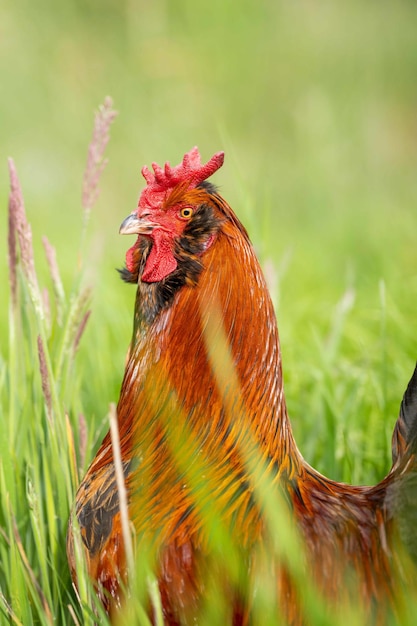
[119,147,224,283]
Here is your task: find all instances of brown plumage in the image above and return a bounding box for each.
[67,147,417,624]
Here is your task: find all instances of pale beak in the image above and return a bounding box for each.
[119,213,155,235]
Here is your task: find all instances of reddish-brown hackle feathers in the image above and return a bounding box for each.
[138,147,225,211]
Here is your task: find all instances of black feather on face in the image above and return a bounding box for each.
[118,183,224,327]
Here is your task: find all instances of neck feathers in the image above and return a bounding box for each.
[118,195,298,473]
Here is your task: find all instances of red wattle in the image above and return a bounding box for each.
[142,229,177,283]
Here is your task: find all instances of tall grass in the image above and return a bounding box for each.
[0,100,117,626]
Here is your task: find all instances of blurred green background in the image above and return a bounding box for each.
[1,0,417,481]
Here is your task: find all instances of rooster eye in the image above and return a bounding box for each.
[179,207,194,219]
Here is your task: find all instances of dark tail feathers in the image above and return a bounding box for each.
[392,363,417,465]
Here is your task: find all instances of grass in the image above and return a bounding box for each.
[1,122,106,625]
[1,0,417,623]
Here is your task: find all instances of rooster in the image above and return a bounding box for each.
[67,147,417,625]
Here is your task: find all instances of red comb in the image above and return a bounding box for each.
[138,147,224,210]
